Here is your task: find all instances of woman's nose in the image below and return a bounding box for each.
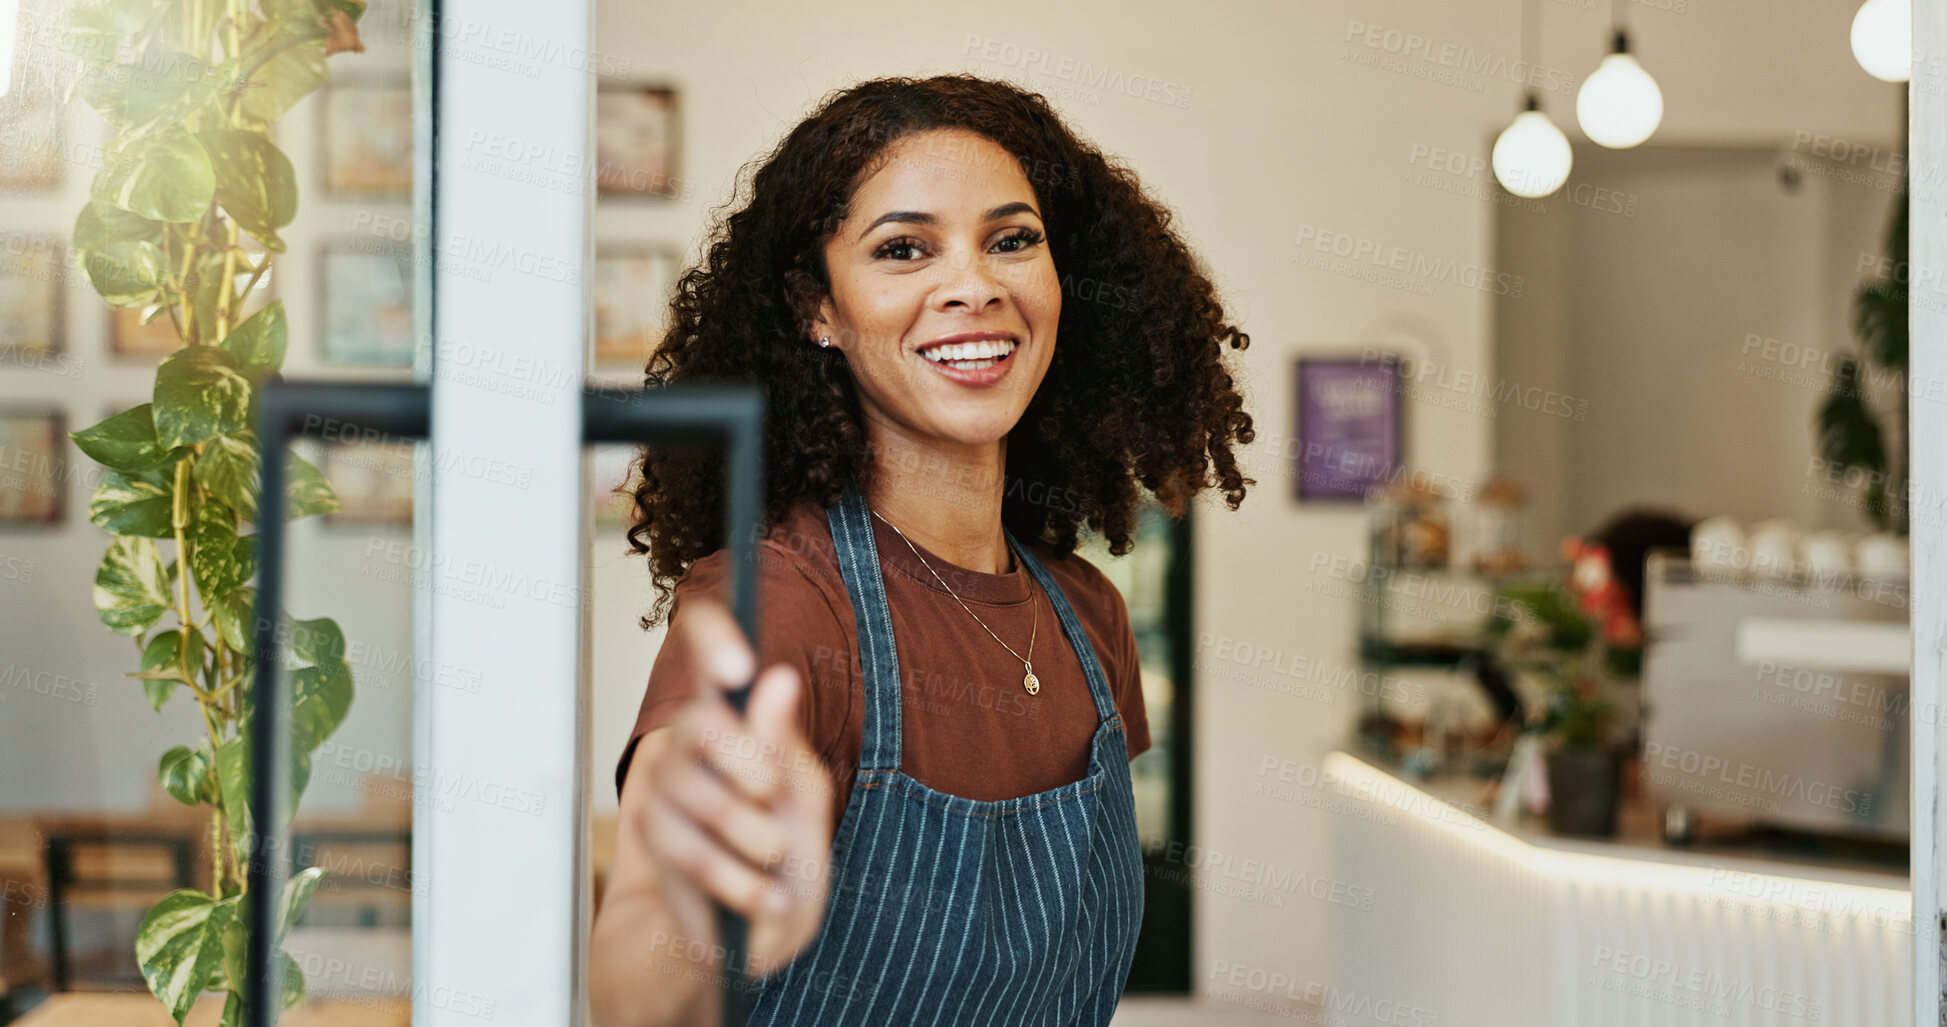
[935,247,1006,312]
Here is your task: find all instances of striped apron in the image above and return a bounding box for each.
[745,481,1146,1026]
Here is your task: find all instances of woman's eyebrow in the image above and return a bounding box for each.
[855,202,1043,241]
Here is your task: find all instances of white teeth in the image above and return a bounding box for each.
[921,338,1017,364]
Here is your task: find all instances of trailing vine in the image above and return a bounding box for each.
[59,0,368,1020]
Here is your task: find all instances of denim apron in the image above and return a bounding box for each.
[745,482,1146,1026]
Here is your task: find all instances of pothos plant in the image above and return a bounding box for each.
[57,0,368,1021]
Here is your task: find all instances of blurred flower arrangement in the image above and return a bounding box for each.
[1488,538,1644,752]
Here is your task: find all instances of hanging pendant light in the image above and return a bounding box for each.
[1577,27,1663,148]
[1493,0,1572,198]
[1494,93,1574,198]
[1850,0,1911,82]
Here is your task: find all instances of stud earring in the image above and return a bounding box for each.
[817,336,831,348]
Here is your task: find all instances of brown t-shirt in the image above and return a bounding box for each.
[615,496,1153,832]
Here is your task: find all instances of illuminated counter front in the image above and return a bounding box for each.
[1323,751,1914,1027]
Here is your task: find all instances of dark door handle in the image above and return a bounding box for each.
[248,380,764,1027]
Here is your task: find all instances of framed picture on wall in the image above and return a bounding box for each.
[109,235,273,359]
[0,409,66,526]
[595,84,679,198]
[0,86,62,189]
[1294,356,1403,502]
[111,278,274,360]
[319,240,415,366]
[321,78,414,196]
[0,237,63,360]
[588,444,642,529]
[0,0,62,187]
[321,441,416,525]
[111,307,183,359]
[0,7,63,190]
[592,245,680,366]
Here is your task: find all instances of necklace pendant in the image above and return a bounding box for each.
[1023,670,1039,695]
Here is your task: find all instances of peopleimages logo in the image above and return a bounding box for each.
[1357,350,1588,420]
[1343,19,1577,94]
[959,35,1194,109]
[1641,742,1872,816]
[1208,960,1441,1026]
[1294,225,1524,298]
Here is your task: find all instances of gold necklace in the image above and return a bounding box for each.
[870,507,1041,695]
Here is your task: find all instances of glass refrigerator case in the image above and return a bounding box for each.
[1077,498,1192,992]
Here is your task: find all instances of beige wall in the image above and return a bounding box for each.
[1494,145,1902,549]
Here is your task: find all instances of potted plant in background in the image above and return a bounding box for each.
[1487,539,1643,837]
[1816,177,1908,534]
[58,0,368,1021]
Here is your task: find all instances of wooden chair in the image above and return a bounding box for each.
[0,818,50,1020]
[40,828,196,992]
[287,828,411,929]
[288,785,412,930]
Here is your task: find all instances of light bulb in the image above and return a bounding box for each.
[1493,103,1573,198]
[1851,0,1911,82]
[1577,33,1663,148]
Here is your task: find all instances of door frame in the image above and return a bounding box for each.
[1914,0,1945,1019]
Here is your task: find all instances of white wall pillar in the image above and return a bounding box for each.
[419,0,593,1021]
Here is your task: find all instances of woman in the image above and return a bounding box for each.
[590,73,1254,1027]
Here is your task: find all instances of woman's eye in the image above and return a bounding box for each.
[872,229,1042,261]
[993,228,1044,253]
[873,237,927,261]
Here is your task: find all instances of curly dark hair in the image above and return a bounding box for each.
[625,73,1255,629]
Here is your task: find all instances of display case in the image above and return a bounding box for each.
[1639,552,1911,842]
[1077,498,1193,992]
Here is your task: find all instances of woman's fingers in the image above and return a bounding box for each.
[637,655,838,980]
[680,683,788,806]
[743,663,834,898]
[640,596,838,970]
[744,661,802,761]
[660,660,827,862]
[645,778,793,919]
[662,743,794,872]
[747,665,832,843]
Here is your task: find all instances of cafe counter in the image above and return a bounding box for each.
[1322,749,1914,1026]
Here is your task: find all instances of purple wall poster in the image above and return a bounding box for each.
[1294,358,1402,501]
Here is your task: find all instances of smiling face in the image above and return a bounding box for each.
[809,128,1061,454]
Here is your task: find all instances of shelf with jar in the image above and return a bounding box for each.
[1356,474,1559,660]
[1351,472,1564,771]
